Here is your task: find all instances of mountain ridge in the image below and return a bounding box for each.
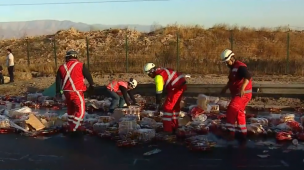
[0,20,155,39]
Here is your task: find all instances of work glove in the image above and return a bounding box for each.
[89,84,95,90]
[87,84,95,96]
[154,104,161,116]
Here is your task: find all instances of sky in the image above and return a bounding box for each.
[0,0,303,29]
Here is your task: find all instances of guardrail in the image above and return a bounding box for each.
[94,84,304,98]
[132,84,304,98]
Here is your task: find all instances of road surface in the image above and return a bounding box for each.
[0,133,303,170]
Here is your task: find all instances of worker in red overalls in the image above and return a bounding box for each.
[143,63,188,135]
[220,49,252,141]
[106,78,138,115]
[56,49,94,133]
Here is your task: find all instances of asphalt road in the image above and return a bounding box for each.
[0,133,303,170]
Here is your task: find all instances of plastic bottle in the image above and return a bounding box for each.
[197,114,207,122]
[292,139,299,146]
[197,94,208,110]
[118,118,137,136]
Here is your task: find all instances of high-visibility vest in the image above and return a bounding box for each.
[107,80,128,96]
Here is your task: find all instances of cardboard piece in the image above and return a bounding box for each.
[178,115,191,126]
[25,114,45,131]
[206,104,220,113]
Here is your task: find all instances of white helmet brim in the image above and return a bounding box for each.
[220,49,234,62]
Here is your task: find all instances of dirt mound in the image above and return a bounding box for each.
[1,25,304,77]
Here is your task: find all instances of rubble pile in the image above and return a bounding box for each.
[1,93,304,152]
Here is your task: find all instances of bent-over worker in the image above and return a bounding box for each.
[106,78,138,115]
[220,49,252,140]
[56,49,94,132]
[143,63,187,135]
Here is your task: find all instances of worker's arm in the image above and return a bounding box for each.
[119,85,131,106]
[222,80,230,91]
[237,66,251,91]
[127,89,137,104]
[55,69,62,94]
[154,75,164,105]
[82,65,94,86]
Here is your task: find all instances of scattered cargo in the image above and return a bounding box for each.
[0,93,304,153]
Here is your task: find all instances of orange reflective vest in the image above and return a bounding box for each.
[106,81,128,96]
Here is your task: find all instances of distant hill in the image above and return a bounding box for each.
[0,20,156,39]
[1,24,303,77]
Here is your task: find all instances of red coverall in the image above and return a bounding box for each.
[155,68,187,132]
[225,61,252,137]
[58,59,86,132]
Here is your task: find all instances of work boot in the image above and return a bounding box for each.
[235,133,247,148]
[62,125,85,136]
[63,127,85,138]
[235,132,247,141]
[172,128,177,135]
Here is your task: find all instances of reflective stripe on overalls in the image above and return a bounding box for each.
[62,62,85,131]
[161,69,185,123]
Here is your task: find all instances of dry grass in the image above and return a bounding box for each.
[1,24,304,79]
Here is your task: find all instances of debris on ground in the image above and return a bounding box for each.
[0,93,304,153]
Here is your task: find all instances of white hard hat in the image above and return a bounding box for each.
[220,49,234,62]
[143,63,156,74]
[129,78,138,88]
